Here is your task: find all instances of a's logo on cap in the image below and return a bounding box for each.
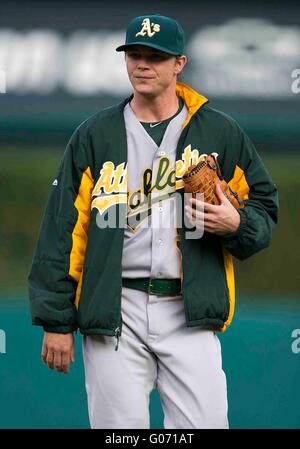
[135,18,160,38]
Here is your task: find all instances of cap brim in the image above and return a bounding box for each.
[115,42,179,56]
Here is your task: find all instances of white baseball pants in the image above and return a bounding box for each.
[82,286,229,429]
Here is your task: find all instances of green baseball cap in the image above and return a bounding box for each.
[116,14,185,56]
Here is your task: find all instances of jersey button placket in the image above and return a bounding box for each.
[148,155,163,343]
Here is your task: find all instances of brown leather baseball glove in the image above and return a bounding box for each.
[182,155,244,209]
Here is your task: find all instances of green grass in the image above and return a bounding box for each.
[263,154,300,186]
[0,148,63,291]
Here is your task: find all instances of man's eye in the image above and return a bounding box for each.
[127,52,168,62]
[128,53,140,59]
[149,55,168,62]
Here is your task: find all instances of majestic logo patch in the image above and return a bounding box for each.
[135,18,161,38]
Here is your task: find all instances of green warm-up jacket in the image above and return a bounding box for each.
[28,82,278,338]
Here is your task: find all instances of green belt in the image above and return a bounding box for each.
[122,278,182,296]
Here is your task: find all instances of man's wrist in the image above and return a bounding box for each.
[43,325,76,334]
[222,208,247,240]
[231,209,241,233]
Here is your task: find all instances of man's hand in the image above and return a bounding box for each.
[42,332,75,374]
[185,183,241,236]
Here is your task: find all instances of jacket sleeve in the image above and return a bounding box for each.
[220,120,279,261]
[28,126,94,333]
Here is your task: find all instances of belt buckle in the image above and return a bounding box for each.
[148,278,164,296]
[148,278,156,295]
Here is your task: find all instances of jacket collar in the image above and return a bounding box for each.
[121,82,209,128]
[175,82,209,128]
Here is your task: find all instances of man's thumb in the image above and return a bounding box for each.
[215,183,227,204]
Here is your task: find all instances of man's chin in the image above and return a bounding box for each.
[134,86,158,98]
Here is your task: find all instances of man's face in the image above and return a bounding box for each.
[125,45,184,98]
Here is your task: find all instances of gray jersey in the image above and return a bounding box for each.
[121,102,188,279]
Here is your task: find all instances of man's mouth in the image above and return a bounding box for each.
[135,76,154,80]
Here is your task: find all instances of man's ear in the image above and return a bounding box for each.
[175,55,187,76]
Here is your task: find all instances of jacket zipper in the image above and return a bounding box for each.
[114,326,121,351]
[114,220,125,352]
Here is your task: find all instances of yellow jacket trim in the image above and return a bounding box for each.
[220,165,249,331]
[69,167,94,308]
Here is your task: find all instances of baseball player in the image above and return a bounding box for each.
[28,14,278,429]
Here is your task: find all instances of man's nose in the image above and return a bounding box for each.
[136,58,150,69]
